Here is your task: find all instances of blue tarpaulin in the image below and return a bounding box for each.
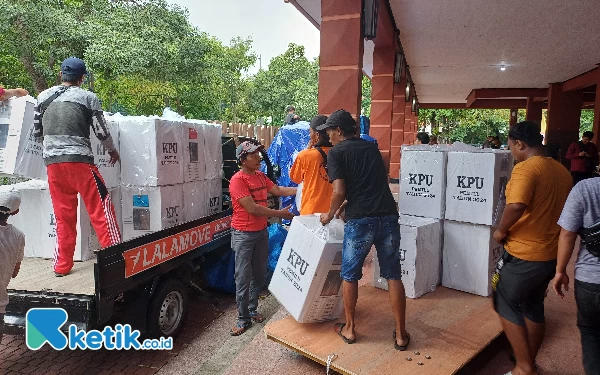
[360,115,370,135]
[360,134,377,143]
[262,122,311,217]
[201,249,236,294]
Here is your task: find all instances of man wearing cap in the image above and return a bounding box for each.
[0,191,25,342]
[33,57,121,277]
[229,141,297,336]
[319,109,410,350]
[289,115,333,215]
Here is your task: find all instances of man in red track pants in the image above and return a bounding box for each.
[33,57,121,276]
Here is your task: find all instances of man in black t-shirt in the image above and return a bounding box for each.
[318,109,410,350]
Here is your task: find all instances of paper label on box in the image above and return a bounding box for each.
[188,128,197,140]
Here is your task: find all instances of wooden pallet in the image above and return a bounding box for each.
[265,286,502,375]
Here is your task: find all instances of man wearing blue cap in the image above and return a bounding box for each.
[33,57,121,277]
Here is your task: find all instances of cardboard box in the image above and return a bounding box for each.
[399,148,448,219]
[442,220,503,297]
[445,150,513,225]
[119,117,184,186]
[121,184,184,241]
[269,215,345,323]
[90,113,121,188]
[13,123,47,181]
[203,123,223,180]
[373,215,442,298]
[182,181,208,222]
[183,121,206,183]
[7,180,103,261]
[0,96,36,176]
[206,178,222,215]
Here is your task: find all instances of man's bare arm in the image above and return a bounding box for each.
[238,196,294,220]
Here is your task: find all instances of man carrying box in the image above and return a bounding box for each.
[33,57,121,277]
[229,141,297,336]
[493,121,572,375]
[318,109,410,350]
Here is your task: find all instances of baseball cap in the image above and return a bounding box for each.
[316,109,357,132]
[236,141,265,160]
[310,115,328,130]
[61,57,88,76]
[286,105,295,112]
[0,191,21,214]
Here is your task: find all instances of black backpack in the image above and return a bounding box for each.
[580,221,600,258]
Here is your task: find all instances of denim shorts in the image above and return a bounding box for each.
[341,214,401,282]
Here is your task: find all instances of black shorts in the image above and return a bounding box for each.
[493,250,556,326]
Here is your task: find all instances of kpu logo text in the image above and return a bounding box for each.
[26,308,173,350]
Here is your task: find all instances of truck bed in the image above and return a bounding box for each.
[8,258,96,296]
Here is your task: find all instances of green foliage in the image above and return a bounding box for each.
[361,76,371,117]
[580,110,594,136]
[419,108,510,145]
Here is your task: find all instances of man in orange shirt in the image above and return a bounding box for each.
[290,115,334,215]
[492,121,572,375]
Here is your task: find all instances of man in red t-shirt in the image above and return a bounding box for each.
[566,131,599,185]
[229,141,297,336]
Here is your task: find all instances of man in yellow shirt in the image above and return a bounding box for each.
[289,115,333,215]
[493,121,572,375]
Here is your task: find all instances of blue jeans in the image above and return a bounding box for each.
[341,215,401,282]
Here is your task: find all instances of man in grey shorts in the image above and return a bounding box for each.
[492,122,572,375]
[552,178,600,375]
[228,141,296,336]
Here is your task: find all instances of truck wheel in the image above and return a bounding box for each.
[147,278,188,338]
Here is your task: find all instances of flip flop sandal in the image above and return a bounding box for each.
[250,311,265,323]
[393,330,410,351]
[334,323,356,344]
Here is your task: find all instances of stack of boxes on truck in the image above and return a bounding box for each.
[389,144,513,297]
[2,97,223,260]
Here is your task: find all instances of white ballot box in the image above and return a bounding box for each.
[269,215,345,323]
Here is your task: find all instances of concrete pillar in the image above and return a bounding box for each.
[509,109,518,126]
[525,98,543,126]
[318,0,364,122]
[546,83,583,166]
[390,78,406,180]
[368,2,395,171]
[593,85,600,144]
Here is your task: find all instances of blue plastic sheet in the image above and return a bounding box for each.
[360,115,370,135]
[262,122,311,217]
[360,134,377,143]
[201,249,236,294]
[265,223,288,285]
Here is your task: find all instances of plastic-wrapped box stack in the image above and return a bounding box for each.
[0,95,40,177]
[373,215,442,298]
[442,149,513,297]
[269,215,345,323]
[5,180,120,261]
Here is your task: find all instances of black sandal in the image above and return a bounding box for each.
[393,330,410,351]
[334,323,356,344]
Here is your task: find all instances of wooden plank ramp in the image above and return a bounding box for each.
[265,286,502,375]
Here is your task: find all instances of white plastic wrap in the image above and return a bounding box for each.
[121,184,183,241]
[119,117,184,186]
[373,215,442,298]
[7,179,96,261]
[13,122,47,180]
[183,120,206,182]
[444,150,513,225]
[206,178,222,215]
[0,95,36,176]
[399,148,448,219]
[268,215,345,323]
[203,122,223,180]
[182,181,208,222]
[90,112,121,188]
[442,220,503,297]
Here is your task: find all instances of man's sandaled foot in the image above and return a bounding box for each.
[229,322,252,336]
[250,311,265,323]
[334,323,356,344]
[54,271,68,277]
[393,330,410,351]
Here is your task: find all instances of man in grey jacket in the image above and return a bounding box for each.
[34,57,121,276]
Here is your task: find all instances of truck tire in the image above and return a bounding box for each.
[147,278,188,339]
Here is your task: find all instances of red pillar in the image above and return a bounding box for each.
[546,83,583,166]
[509,109,518,126]
[368,2,395,172]
[525,98,543,126]
[593,85,600,144]
[318,0,363,120]
[404,102,414,144]
[390,77,406,180]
